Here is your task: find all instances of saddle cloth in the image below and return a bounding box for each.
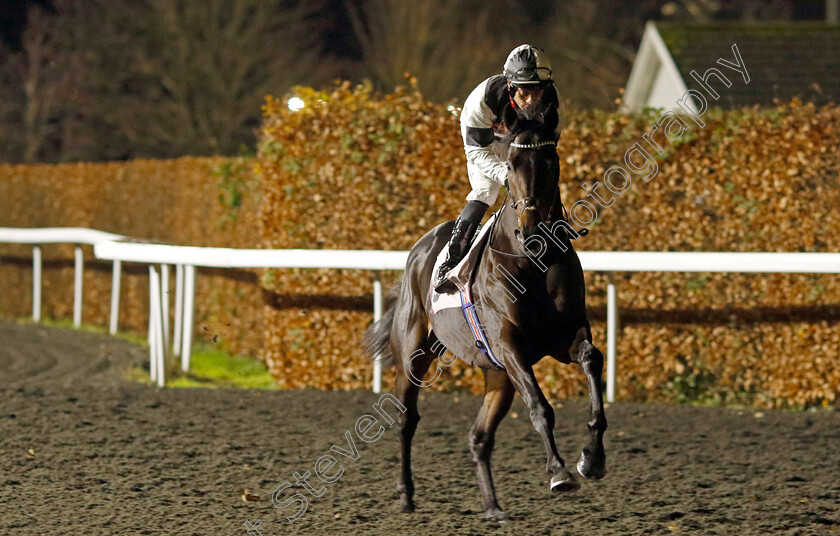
[428,213,504,369]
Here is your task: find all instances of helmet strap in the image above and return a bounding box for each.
[507,83,517,109]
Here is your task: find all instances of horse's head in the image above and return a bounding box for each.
[503,115,561,246]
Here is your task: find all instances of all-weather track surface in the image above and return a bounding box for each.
[1,321,838,536]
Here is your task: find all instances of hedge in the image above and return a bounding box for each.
[257,82,839,408]
[1,82,836,408]
[0,157,264,355]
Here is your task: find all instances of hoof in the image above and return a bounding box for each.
[400,502,415,513]
[576,449,607,480]
[397,484,414,512]
[549,471,580,493]
[482,509,509,521]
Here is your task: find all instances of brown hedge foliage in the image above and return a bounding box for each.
[2,85,836,409]
[0,157,264,355]
[259,82,840,408]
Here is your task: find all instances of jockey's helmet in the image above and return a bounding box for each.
[503,45,552,90]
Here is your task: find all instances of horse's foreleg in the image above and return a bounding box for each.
[470,368,515,520]
[394,339,434,513]
[573,337,608,480]
[505,360,579,493]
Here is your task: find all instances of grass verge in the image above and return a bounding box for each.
[16,317,277,390]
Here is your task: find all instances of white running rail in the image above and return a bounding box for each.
[92,241,409,389]
[0,228,125,329]
[4,227,840,400]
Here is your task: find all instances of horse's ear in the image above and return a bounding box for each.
[542,106,559,140]
[502,101,519,133]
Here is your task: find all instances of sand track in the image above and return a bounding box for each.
[1,321,838,535]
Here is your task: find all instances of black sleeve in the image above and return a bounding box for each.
[464,127,495,147]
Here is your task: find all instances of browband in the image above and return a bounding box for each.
[509,141,556,149]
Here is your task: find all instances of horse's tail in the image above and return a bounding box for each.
[362,277,401,369]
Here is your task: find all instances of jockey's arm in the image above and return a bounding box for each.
[460,79,511,187]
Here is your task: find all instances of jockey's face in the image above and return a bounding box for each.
[513,86,544,111]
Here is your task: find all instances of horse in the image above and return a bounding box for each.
[363,108,607,520]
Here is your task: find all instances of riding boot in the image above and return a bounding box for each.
[434,201,488,293]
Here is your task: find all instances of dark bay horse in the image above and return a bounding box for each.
[363,111,607,520]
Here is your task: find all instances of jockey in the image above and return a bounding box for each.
[434,44,563,292]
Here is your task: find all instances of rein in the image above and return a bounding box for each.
[486,189,526,257]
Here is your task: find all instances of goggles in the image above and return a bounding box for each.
[508,66,552,83]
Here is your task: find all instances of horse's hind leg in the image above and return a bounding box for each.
[393,329,435,513]
[470,368,515,520]
[570,329,608,479]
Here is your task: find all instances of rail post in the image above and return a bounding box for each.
[161,264,170,353]
[373,272,383,394]
[149,266,165,387]
[606,275,618,403]
[109,260,121,334]
[33,246,42,322]
[173,264,184,357]
[181,265,196,372]
[73,246,83,327]
[148,267,157,383]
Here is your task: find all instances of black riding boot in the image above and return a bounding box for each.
[434,201,488,292]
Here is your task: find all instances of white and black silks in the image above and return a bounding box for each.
[459,75,564,206]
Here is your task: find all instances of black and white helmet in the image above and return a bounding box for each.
[503,44,552,89]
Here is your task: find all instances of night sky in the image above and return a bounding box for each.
[0,0,829,54]
[0,0,54,51]
[324,0,360,59]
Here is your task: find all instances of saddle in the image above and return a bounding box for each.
[429,212,504,369]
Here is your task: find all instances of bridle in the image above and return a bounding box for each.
[509,141,556,150]
[487,139,571,257]
[508,141,565,230]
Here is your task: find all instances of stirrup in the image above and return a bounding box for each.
[434,265,459,293]
[435,279,458,294]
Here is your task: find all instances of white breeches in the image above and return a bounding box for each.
[465,163,502,205]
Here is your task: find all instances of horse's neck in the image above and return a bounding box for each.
[494,203,521,258]
[494,197,572,272]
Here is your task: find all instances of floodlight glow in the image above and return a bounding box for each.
[288,97,305,111]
